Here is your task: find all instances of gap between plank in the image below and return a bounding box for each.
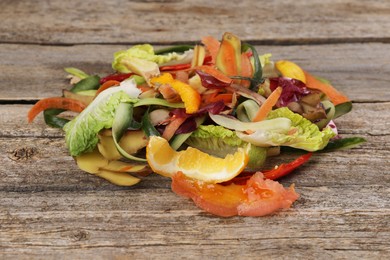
[0,100,38,105]
[1,37,390,47]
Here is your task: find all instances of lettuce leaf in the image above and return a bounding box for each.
[259,53,278,78]
[63,79,141,156]
[187,125,243,147]
[236,107,336,151]
[259,53,272,68]
[112,44,193,73]
[186,125,267,169]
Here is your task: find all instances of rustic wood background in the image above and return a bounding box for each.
[1,0,389,259]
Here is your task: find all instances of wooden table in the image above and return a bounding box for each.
[1,0,389,259]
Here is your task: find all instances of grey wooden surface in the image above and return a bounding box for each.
[1,0,389,259]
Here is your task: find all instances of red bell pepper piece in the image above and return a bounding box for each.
[158,55,213,72]
[203,55,213,65]
[263,152,313,180]
[226,152,313,185]
[159,63,192,71]
[100,73,133,84]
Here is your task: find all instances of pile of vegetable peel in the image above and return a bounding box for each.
[28,32,365,217]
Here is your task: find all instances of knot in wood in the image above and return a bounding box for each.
[8,147,38,161]
[72,230,90,241]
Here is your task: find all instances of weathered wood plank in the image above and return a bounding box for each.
[1,43,389,102]
[0,0,389,44]
[0,105,64,138]
[1,190,389,259]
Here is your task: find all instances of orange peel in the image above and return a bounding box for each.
[146,136,249,183]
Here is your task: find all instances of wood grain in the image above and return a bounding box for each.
[1,190,389,259]
[1,43,390,102]
[1,0,390,258]
[1,0,390,45]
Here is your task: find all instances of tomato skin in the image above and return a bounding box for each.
[171,172,243,217]
[171,172,299,217]
[237,174,299,217]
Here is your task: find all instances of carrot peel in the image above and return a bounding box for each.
[201,36,220,65]
[304,71,350,105]
[216,32,241,77]
[252,87,282,122]
[162,117,187,141]
[95,80,121,97]
[195,65,233,84]
[28,97,86,123]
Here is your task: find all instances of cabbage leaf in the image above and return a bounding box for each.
[112,44,193,73]
[236,107,336,151]
[186,125,267,169]
[63,79,141,156]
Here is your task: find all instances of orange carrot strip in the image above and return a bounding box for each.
[215,33,242,79]
[304,71,350,105]
[95,80,121,96]
[203,92,233,104]
[211,93,233,103]
[27,97,86,123]
[195,65,232,84]
[252,87,282,122]
[162,117,187,141]
[138,83,153,93]
[240,52,253,88]
[217,39,238,76]
[201,36,220,64]
[202,91,218,105]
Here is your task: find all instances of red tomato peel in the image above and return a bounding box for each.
[171,172,299,217]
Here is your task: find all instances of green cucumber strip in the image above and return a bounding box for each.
[129,119,142,130]
[169,133,192,151]
[64,67,90,79]
[315,100,335,129]
[334,102,353,119]
[134,98,185,108]
[155,45,194,55]
[321,137,366,152]
[70,75,101,93]
[76,90,97,96]
[236,99,259,122]
[242,42,263,90]
[43,109,69,128]
[141,107,161,137]
[112,103,147,162]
